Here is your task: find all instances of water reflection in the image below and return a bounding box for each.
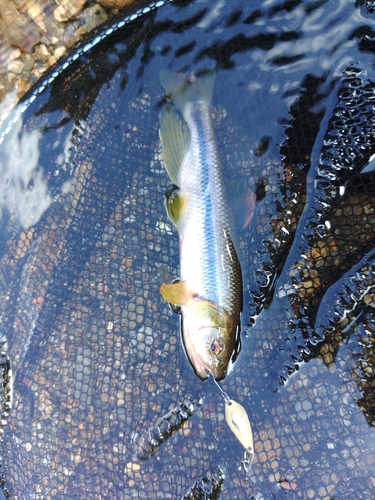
[0,117,54,229]
[0,0,375,498]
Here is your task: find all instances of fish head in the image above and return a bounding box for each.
[181,299,238,380]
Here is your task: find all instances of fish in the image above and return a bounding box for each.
[159,67,256,380]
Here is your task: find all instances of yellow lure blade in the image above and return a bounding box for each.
[225,399,254,452]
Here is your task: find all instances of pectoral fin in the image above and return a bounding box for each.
[228,181,256,230]
[160,280,192,306]
[159,107,190,186]
[164,185,188,232]
[225,399,254,452]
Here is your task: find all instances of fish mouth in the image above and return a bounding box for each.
[196,359,228,381]
[189,357,226,381]
[193,363,210,380]
[208,361,228,381]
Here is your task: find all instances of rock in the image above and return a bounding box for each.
[0,0,40,51]
[27,3,47,32]
[8,59,24,74]
[96,0,136,10]
[54,0,86,23]
[9,48,21,60]
[54,46,66,59]
[33,43,50,63]
[78,3,108,32]
[23,57,35,72]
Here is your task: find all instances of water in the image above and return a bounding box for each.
[0,0,375,498]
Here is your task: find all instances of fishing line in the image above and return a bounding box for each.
[212,377,231,405]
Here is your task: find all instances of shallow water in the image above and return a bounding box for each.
[0,0,375,498]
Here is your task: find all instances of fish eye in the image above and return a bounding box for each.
[210,339,225,356]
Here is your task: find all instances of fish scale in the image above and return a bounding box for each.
[181,102,240,310]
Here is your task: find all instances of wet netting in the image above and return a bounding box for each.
[0,0,375,498]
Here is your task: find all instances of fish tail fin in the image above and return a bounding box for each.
[159,67,216,116]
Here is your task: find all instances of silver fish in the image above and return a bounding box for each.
[159,68,255,380]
